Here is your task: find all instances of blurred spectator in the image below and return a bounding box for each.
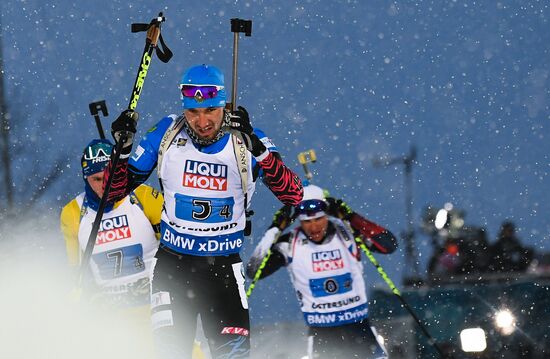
[457,227,491,274]
[488,221,533,273]
[428,238,462,277]
[428,227,491,278]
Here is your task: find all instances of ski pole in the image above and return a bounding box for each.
[247,149,316,297]
[88,100,108,139]
[79,13,171,288]
[246,214,299,298]
[355,238,446,358]
[246,249,272,298]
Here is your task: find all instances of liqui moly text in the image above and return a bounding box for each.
[311,249,344,272]
[183,160,228,191]
[96,215,131,244]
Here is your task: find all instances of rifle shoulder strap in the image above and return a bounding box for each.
[157,114,185,181]
[232,132,253,236]
[231,133,249,203]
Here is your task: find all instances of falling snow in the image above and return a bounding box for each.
[0,1,548,358]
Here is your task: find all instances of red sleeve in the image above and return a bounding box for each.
[258,152,303,206]
[349,213,398,254]
[103,156,131,203]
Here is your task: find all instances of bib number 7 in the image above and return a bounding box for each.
[92,244,145,280]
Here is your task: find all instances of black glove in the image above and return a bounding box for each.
[226,106,267,157]
[111,110,138,153]
[270,205,295,231]
[326,197,354,220]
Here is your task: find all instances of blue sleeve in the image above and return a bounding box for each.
[254,127,278,153]
[129,116,174,174]
[252,127,278,169]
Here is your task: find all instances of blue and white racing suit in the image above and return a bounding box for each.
[105,114,304,359]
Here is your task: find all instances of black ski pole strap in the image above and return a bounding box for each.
[156,33,172,63]
[130,19,172,63]
[131,23,149,33]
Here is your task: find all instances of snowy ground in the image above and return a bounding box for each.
[0,216,158,359]
[0,214,312,359]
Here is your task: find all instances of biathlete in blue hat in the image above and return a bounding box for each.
[104,64,304,358]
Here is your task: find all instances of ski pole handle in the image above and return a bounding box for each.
[128,14,165,111]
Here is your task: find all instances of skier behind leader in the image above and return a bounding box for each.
[60,139,163,306]
[246,184,397,359]
[105,64,303,358]
[60,139,168,357]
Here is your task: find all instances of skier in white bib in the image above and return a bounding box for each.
[60,139,163,307]
[246,184,397,358]
[104,64,303,358]
[60,139,166,358]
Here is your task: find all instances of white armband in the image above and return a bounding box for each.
[252,227,281,259]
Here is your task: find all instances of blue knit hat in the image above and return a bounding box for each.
[81,139,113,179]
[180,64,226,109]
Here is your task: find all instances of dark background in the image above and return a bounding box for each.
[1,0,548,326]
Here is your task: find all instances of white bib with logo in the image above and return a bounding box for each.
[158,131,255,256]
[77,194,158,305]
[288,219,368,327]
